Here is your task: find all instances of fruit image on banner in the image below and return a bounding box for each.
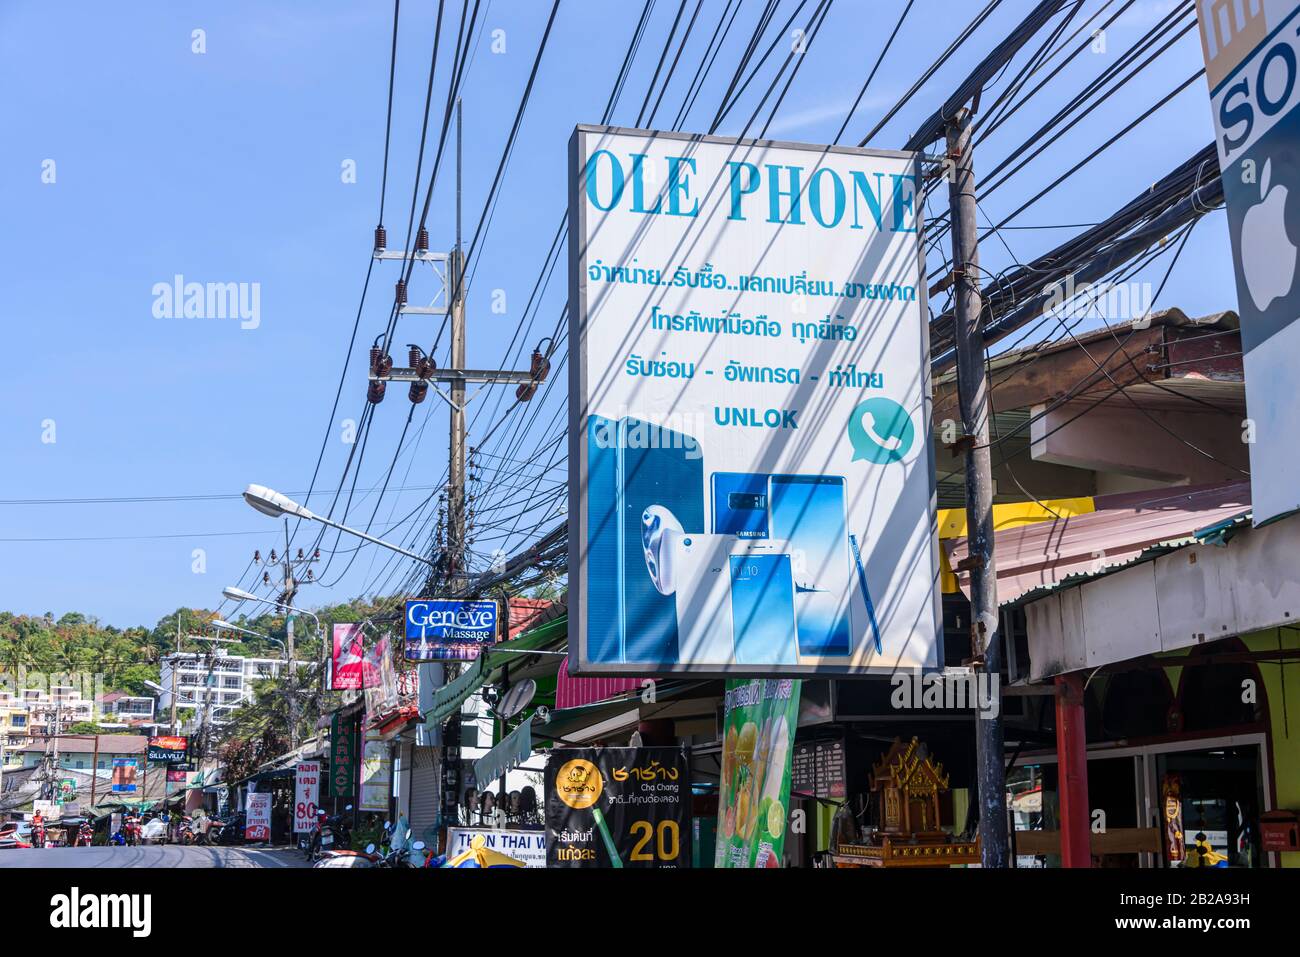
[716,678,801,868]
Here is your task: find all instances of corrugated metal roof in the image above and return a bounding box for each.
[945,481,1252,605]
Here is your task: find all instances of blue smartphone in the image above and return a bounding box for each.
[584,415,623,663]
[618,418,704,664]
[767,475,853,657]
[729,548,797,665]
[710,472,769,538]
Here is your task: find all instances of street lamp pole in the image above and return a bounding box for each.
[242,485,437,567]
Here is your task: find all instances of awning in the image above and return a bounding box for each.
[473,719,534,785]
[946,481,1252,605]
[425,615,568,724]
[530,679,717,744]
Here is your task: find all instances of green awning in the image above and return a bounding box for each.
[425,614,567,724]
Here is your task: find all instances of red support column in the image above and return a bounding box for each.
[1055,673,1092,868]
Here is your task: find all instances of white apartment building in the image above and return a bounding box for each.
[159,653,307,728]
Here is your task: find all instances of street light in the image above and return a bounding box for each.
[242,484,436,566]
[222,586,322,632]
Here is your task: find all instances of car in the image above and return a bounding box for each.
[140,818,169,844]
[0,822,33,849]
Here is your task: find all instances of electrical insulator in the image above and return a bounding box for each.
[516,381,538,402]
[376,352,393,377]
[416,227,429,252]
[369,345,384,376]
[306,569,314,581]
[409,381,428,404]
[253,550,261,563]
[396,279,408,305]
[313,549,320,560]
[296,549,304,560]
[529,349,551,382]
[368,380,387,404]
[374,224,387,252]
[269,549,277,563]
[263,571,271,585]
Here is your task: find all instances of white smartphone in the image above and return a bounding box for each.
[672,534,794,665]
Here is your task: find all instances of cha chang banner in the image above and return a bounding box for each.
[404,599,499,661]
[567,126,940,676]
[544,746,688,868]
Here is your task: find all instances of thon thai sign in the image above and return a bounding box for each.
[567,125,940,676]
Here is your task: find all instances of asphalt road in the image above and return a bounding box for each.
[0,844,309,868]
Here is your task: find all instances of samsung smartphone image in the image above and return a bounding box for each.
[729,542,798,665]
[618,418,705,664]
[585,415,623,663]
[671,534,736,664]
[767,474,853,658]
[709,472,769,538]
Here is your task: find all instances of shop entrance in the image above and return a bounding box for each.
[1010,733,1271,867]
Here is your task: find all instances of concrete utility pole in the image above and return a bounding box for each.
[945,107,1009,868]
[170,614,181,734]
[367,99,541,597]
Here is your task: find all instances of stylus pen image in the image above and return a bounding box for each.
[849,534,882,654]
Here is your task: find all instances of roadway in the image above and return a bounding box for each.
[0,844,309,868]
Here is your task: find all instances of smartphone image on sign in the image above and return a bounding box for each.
[618,418,704,664]
[671,534,736,664]
[729,543,798,665]
[585,416,623,663]
[767,474,853,658]
[710,472,769,538]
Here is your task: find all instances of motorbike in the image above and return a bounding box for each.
[214,812,245,846]
[178,816,195,845]
[32,823,47,848]
[76,823,94,847]
[308,805,354,861]
[313,846,381,868]
[109,829,127,846]
[122,817,140,846]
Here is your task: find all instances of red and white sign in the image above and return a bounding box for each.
[245,793,272,842]
[332,624,384,690]
[293,761,321,834]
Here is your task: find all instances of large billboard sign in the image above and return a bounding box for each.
[147,735,188,763]
[1197,0,1300,523]
[404,599,499,661]
[567,125,940,675]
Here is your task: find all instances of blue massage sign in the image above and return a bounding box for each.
[404,599,500,661]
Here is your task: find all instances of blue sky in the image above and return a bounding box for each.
[0,0,1235,626]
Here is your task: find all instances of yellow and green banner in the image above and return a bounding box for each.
[716,678,800,868]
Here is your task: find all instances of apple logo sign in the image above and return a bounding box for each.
[1240,157,1298,312]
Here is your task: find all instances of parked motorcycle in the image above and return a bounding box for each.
[214,811,245,846]
[307,805,354,861]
